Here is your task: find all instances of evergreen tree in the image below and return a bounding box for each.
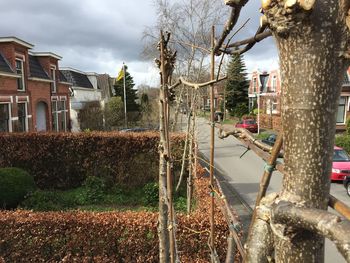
[113,65,139,112]
[225,54,249,117]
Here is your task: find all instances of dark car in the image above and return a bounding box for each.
[214,111,224,122]
[262,134,277,146]
[343,175,350,196]
[119,127,151,133]
[235,119,258,133]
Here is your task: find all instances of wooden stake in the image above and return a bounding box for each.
[210,25,216,262]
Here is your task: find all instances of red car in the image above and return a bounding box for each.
[332,146,350,181]
[235,119,258,133]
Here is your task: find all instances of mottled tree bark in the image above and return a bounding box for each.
[270,0,349,261]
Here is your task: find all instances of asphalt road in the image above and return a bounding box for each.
[196,117,348,263]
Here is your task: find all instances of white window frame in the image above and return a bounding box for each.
[15,58,25,91]
[50,65,57,93]
[17,102,28,132]
[0,102,12,132]
[337,96,347,124]
[59,100,68,132]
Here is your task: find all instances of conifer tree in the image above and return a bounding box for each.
[113,66,139,112]
[225,54,249,117]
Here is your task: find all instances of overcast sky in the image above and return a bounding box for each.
[0,0,278,87]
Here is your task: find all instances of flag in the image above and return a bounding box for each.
[116,67,124,81]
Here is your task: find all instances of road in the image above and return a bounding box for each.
[196,118,348,263]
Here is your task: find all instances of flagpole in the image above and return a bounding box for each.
[123,62,127,127]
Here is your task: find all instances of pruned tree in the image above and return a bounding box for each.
[214,0,350,261]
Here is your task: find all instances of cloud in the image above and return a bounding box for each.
[0,0,277,86]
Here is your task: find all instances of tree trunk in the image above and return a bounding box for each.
[272,1,349,261]
[159,85,170,263]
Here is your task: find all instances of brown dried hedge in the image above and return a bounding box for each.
[0,168,230,262]
[0,132,184,189]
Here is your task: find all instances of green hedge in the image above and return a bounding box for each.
[0,167,36,208]
[335,134,350,153]
[0,132,184,190]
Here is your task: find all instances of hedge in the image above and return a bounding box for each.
[0,168,232,262]
[0,132,184,190]
[335,134,350,154]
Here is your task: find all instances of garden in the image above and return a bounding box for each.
[0,132,230,262]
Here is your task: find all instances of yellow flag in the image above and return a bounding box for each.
[116,68,124,81]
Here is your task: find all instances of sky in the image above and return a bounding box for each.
[0,0,278,87]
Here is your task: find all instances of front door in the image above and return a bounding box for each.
[36,102,47,131]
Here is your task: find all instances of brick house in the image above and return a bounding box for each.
[248,68,350,131]
[248,69,282,130]
[0,37,71,132]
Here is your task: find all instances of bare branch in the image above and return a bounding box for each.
[226,30,272,49]
[214,6,243,55]
[216,18,250,80]
[168,39,210,54]
[218,127,273,152]
[170,75,227,90]
[272,201,350,262]
[221,26,271,55]
[245,194,276,262]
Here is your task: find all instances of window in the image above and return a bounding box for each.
[58,101,67,131]
[337,97,347,124]
[50,67,56,93]
[266,99,278,114]
[0,104,11,132]
[18,103,28,132]
[16,59,25,91]
[52,101,58,131]
[271,76,277,92]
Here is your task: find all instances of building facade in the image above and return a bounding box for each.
[0,37,71,132]
[248,68,350,131]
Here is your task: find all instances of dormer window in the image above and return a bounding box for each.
[16,59,25,91]
[50,66,57,93]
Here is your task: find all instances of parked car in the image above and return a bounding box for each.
[214,111,224,122]
[332,146,350,181]
[235,119,258,133]
[262,134,277,146]
[120,127,151,133]
[343,176,350,196]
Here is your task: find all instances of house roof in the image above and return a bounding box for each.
[0,37,34,49]
[29,55,50,80]
[30,52,62,60]
[60,69,93,89]
[58,70,69,83]
[0,52,14,73]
